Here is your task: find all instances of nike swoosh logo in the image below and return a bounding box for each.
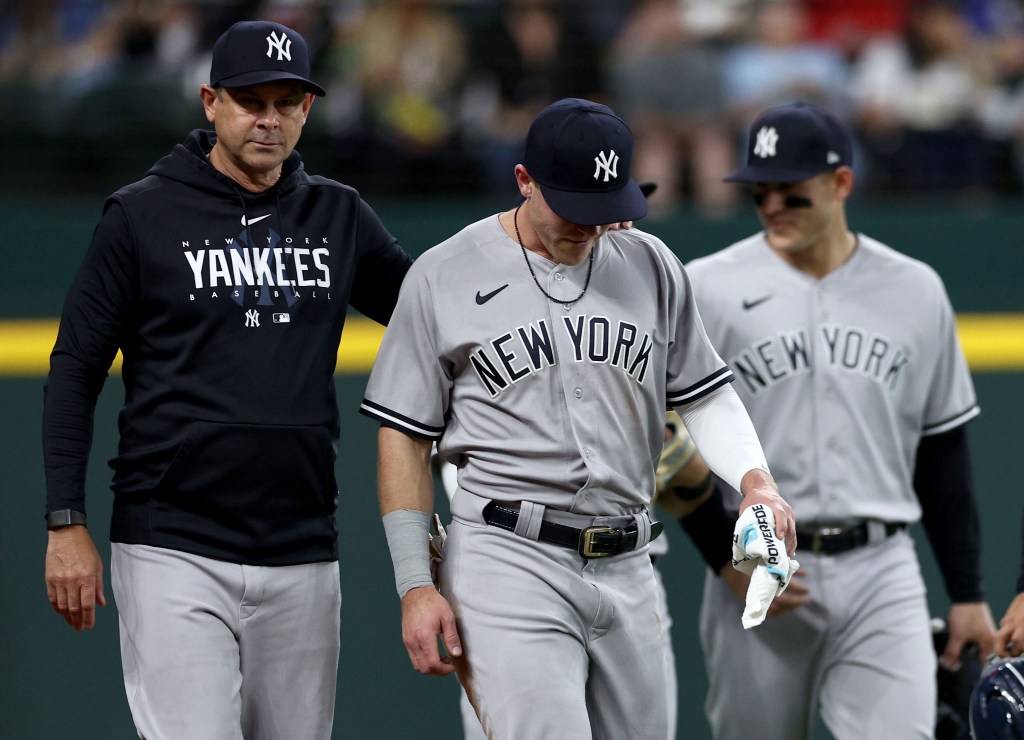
[475,284,509,305]
[241,214,271,226]
[742,295,772,310]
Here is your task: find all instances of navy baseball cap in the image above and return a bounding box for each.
[725,102,852,183]
[524,98,647,226]
[210,20,326,97]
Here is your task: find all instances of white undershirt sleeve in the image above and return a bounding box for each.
[676,383,769,495]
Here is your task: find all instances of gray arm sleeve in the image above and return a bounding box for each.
[382,509,434,598]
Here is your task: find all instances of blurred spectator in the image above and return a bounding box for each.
[0,0,108,85]
[152,1,203,77]
[53,5,202,184]
[677,0,754,41]
[5,0,1024,200]
[850,0,997,195]
[969,0,1024,192]
[721,0,850,128]
[457,0,604,199]
[323,0,472,193]
[606,0,740,217]
[803,0,915,60]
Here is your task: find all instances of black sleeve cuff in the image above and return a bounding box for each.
[678,482,733,574]
[46,509,87,530]
[913,426,984,602]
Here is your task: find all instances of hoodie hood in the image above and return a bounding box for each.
[147,129,307,198]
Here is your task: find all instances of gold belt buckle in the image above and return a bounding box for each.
[810,526,843,554]
[579,526,621,558]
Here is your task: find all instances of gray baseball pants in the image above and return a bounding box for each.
[700,530,935,739]
[443,490,668,740]
[456,553,678,740]
[111,543,341,740]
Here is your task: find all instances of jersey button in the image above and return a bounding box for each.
[574,388,583,398]
[582,448,591,458]
[554,272,564,282]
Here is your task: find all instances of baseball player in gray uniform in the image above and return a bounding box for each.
[360,98,795,739]
[435,412,718,740]
[684,101,996,739]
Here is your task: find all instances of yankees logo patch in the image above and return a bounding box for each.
[593,150,619,182]
[753,126,779,159]
[266,31,292,61]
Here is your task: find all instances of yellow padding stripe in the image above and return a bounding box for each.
[956,314,1024,371]
[2,314,1023,376]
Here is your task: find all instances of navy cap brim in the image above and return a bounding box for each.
[538,177,649,226]
[216,70,326,97]
[724,164,834,184]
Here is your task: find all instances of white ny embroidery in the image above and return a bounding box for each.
[266,31,292,61]
[753,126,779,159]
[593,150,619,182]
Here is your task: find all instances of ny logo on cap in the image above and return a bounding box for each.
[266,31,292,61]
[593,150,619,182]
[753,126,779,159]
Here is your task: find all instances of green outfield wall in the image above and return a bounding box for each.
[2,197,1022,739]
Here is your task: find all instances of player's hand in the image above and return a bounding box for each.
[400,585,463,676]
[765,568,810,616]
[942,601,997,669]
[738,468,796,557]
[996,592,1024,658]
[720,562,810,617]
[45,525,106,631]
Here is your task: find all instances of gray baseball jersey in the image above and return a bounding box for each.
[362,214,732,514]
[688,232,977,739]
[363,213,730,738]
[686,232,978,519]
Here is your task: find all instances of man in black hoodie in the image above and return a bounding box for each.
[42,20,412,740]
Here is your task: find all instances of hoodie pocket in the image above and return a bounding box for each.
[156,420,336,522]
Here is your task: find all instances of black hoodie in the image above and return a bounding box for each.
[43,130,413,565]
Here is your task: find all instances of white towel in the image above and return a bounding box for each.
[732,504,799,629]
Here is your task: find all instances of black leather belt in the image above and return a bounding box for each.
[796,521,906,555]
[482,502,663,559]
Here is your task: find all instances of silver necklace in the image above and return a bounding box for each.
[513,203,593,309]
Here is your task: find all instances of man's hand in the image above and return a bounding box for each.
[941,602,997,668]
[401,585,463,676]
[738,468,796,557]
[720,564,810,618]
[996,592,1024,658]
[45,526,106,631]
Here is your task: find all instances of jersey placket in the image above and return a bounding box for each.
[541,257,600,510]
[812,280,847,521]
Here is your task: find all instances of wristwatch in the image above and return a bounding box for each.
[46,509,87,530]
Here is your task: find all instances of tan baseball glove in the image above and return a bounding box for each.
[653,410,698,502]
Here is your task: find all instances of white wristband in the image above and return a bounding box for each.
[382,509,434,598]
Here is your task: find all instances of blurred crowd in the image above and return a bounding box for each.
[4,0,1024,214]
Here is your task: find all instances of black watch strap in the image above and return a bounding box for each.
[46,509,87,530]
